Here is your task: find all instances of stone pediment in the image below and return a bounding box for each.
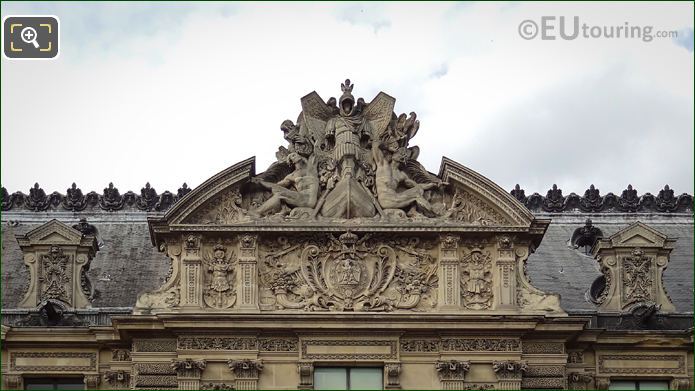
[150,80,535,240]
[594,221,671,251]
[139,80,562,317]
[16,219,91,248]
[152,156,533,232]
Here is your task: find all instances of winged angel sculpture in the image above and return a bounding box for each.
[252,79,446,220]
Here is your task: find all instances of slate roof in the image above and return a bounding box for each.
[1,191,693,314]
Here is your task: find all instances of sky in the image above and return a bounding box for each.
[1,1,693,198]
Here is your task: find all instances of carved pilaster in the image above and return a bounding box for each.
[385,362,401,389]
[104,371,131,389]
[229,359,263,390]
[238,234,259,310]
[84,374,100,389]
[4,374,23,390]
[182,255,203,308]
[439,234,461,308]
[172,358,206,390]
[496,236,516,309]
[298,361,314,389]
[493,360,527,390]
[436,360,470,390]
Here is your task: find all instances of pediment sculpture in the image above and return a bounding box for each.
[139,80,562,317]
[179,79,525,226]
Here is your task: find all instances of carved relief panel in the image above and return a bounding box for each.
[16,220,99,309]
[592,222,676,312]
[258,232,438,312]
[136,229,565,315]
[460,248,493,310]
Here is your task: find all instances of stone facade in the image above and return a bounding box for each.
[1,81,692,390]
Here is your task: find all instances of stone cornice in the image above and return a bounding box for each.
[3,182,690,214]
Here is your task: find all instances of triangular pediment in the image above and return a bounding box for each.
[17,219,84,246]
[609,221,667,248]
[150,156,535,236]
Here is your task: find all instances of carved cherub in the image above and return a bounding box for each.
[251,153,319,216]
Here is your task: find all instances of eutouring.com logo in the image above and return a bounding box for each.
[518,16,678,42]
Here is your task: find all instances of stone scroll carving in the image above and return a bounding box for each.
[259,232,437,312]
[513,239,565,315]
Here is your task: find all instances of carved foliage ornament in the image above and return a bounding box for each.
[2,182,691,213]
[514,183,693,213]
[228,359,263,379]
[260,232,437,311]
[171,358,207,377]
[40,245,71,303]
[622,247,654,307]
[492,361,528,379]
[436,360,470,380]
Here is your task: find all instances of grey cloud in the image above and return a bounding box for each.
[447,66,694,195]
[673,28,694,52]
[429,63,449,79]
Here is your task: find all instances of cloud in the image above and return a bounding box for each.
[1,2,692,197]
[674,28,694,52]
[336,3,392,33]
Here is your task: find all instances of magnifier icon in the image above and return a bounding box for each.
[20,26,40,49]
